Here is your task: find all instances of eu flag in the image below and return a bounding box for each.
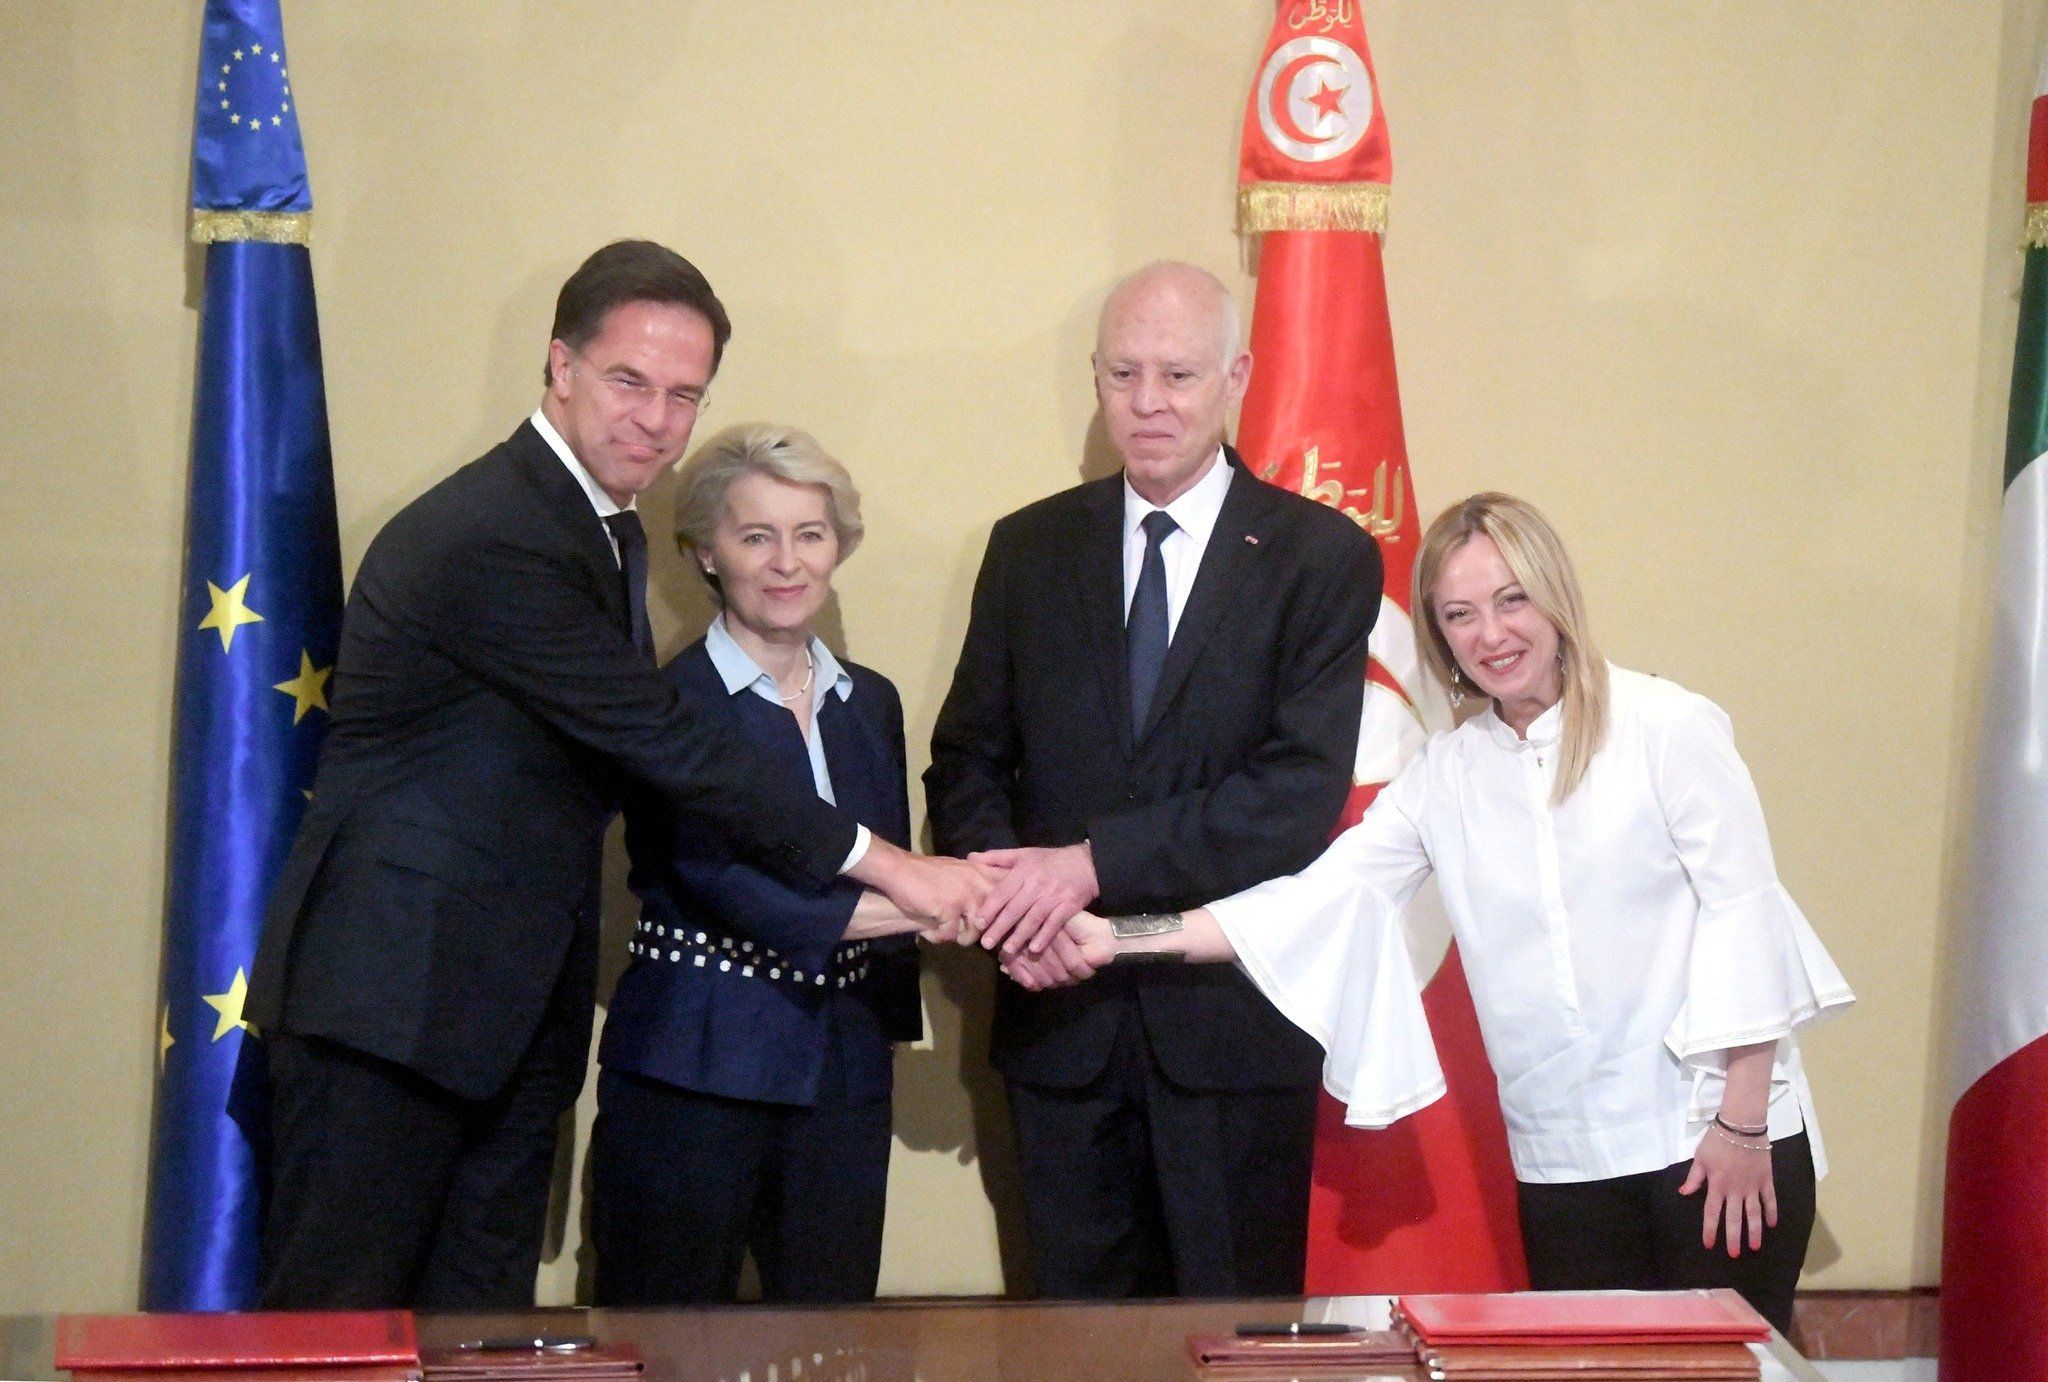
[142,0,341,1311]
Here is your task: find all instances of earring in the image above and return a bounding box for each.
[1449,667,1466,708]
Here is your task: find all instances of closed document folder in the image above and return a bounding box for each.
[1413,1339,1761,1380]
[1393,1289,1771,1347]
[55,1311,419,1376]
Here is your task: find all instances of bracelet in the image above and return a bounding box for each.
[1714,1114,1768,1137]
[1110,948,1185,965]
[1106,911,1186,965]
[1707,1124,1771,1152]
[1108,911,1185,939]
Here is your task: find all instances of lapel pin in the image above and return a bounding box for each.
[1245,535,1259,545]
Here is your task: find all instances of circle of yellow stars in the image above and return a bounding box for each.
[163,572,330,1075]
[215,41,292,136]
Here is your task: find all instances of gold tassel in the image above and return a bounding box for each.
[190,209,312,245]
[1238,181,1390,234]
[2027,202,2048,250]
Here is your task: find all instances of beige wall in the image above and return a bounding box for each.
[0,0,2032,1309]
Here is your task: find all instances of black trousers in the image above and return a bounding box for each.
[1515,1132,1817,1335]
[257,996,587,1309]
[1005,999,1319,1299]
[587,1062,894,1306]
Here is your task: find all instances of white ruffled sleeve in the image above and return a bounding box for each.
[1651,689,1855,1070]
[1209,760,1446,1128]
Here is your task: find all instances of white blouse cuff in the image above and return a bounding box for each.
[1663,882,1855,1068]
[1214,885,1446,1130]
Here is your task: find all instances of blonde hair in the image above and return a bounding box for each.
[1412,493,1609,804]
[672,423,864,602]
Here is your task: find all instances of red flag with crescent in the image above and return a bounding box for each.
[1235,0,1528,1294]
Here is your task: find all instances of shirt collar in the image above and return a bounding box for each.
[530,407,632,520]
[1480,695,1564,749]
[705,614,853,703]
[1123,446,1233,548]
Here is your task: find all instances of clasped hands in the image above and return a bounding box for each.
[902,843,1109,987]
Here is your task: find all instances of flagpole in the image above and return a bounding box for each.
[142,0,341,1310]
[1234,0,1527,1293]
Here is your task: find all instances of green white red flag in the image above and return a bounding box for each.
[1939,40,2048,1382]
[1235,0,1526,1293]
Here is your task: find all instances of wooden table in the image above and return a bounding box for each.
[2,1296,1827,1380]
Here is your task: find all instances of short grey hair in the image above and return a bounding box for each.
[672,423,865,598]
[1097,261,1243,365]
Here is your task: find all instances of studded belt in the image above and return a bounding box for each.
[627,918,873,990]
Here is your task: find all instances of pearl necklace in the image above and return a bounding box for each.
[777,648,816,704]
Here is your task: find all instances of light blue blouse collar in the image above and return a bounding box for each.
[705,614,853,704]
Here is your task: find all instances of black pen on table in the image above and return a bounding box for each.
[1235,1321,1363,1337]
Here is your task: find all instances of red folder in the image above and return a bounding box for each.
[55,1311,419,1372]
[69,1370,418,1382]
[1185,1328,1414,1372]
[1392,1290,1771,1347]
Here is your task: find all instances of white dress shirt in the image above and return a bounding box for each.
[704,614,854,804]
[527,409,872,871]
[1122,448,1234,639]
[1211,666,1854,1183]
[531,408,629,563]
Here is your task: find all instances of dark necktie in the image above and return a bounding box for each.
[603,511,655,660]
[1127,509,1177,732]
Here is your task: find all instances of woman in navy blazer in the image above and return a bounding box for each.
[589,424,937,1305]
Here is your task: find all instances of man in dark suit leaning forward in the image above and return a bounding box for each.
[248,241,986,1309]
[926,262,1381,1298]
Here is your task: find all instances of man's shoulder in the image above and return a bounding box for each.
[1243,474,1377,548]
[369,423,556,554]
[987,473,1119,545]
[1221,475,1380,599]
[411,424,547,512]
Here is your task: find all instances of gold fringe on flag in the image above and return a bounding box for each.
[190,209,312,245]
[2027,202,2048,249]
[1238,181,1390,234]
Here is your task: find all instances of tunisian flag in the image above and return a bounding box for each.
[1235,0,1526,1293]
[1939,43,2048,1382]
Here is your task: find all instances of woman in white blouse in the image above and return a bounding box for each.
[1004,492,1852,1332]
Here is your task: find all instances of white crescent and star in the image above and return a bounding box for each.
[1255,36,1375,164]
[1269,53,1343,147]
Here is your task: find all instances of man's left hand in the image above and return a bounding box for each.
[967,843,1099,957]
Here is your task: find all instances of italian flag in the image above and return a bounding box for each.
[1939,46,2048,1382]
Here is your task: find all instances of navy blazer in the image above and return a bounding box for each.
[927,451,1380,1092]
[248,423,858,1101]
[600,639,922,1108]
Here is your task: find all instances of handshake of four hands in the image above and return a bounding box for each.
[873,842,1150,990]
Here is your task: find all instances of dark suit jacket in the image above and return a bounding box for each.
[599,639,921,1108]
[925,449,1381,1093]
[248,422,859,1101]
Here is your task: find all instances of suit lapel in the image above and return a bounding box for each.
[1135,452,1269,746]
[508,421,633,637]
[816,690,875,823]
[1076,479,1135,760]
